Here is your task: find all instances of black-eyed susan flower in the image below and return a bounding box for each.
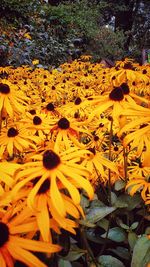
[14,179,82,242]
[50,117,90,151]
[0,161,19,194]
[119,120,150,157]
[0,124,40,159]
[0,206,61,267]
[11,147,94,219]
[82,147,118,183]
[126,176,150,201]
[0,79,29,118]
[42,102,60,117]
[19,112,56,140]
[86,83,144,123]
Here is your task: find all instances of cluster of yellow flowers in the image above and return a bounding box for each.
[0,56,150,266]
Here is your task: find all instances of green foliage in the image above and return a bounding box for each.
[88,27,126,61]
[0,0,40,25]
[98,255,125,267]
[0,0,128,66]
[131,235,150,267]
[42,0,100,37]
[1,0,149,66]
[57,186,149,267]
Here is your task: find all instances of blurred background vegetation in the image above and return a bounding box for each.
[0,0,149,67]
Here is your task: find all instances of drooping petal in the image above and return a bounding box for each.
[50,173,66,217]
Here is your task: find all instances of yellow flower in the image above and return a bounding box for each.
[50,117,90,151]
[32,59,39,65]
[82,147,118,183]
[0,124,40,159]
[24,32,32,40]
[19,112,56,140]
[11,147,94,218]
[0,207,61,267]
[126,176,150,201]
[0,161,19,193]
[80,55,92,61]
[145,194,150,205]
[11,180,82,242]
[0,80,29,118]
[60,96,90,120]
[121,121,150,157]
[86,83,142,122]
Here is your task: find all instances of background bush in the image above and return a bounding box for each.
[0,0,127,67]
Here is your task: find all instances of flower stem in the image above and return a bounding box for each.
[80,226,99,267]
[123,146,128,182]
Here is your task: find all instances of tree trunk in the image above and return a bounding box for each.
[48,0,61,5]
[114,0,140,50]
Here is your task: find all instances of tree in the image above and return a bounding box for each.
[97,0,150,52]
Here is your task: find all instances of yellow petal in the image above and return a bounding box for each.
[50,173,66,217]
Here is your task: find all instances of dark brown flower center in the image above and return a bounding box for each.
[74,97,82,105]
[7,127,19,137]
[58,118,70,129]
[43,150,60,169]
[142,69,147,74]
[46,103,55,111]
[120,83,130,95]
[76,82,81,86]
[114,146,119,151]
[33,116,42,125]
[0,222,9,247]
[29,109,36,115]
[94,135,99,141]
[99,123,104,128]
[0,83,10,94]
[123,62,134,70]
[74,112,80,118]
[109,87,124,101]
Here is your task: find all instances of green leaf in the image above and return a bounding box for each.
[114,198,128,208]
[63,246,86,262]
[86,206,116,223]
[114,180,126,191]
[101,227,126,242]
[58,259,72,267]
[86,229,108,244]
[111,192,117,205]
[116,219,129,230]
[108,246,130,260]
[78,219,96,228]
[130,222,139,230]
[128,232,138,251]
[90,199,105,208]
[98,255,125,267]
[131,235,150,267]
[97,218,109,231]
[80,195,90,210]
[115,194,141,210]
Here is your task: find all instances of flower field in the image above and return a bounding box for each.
[0,56,150,267]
